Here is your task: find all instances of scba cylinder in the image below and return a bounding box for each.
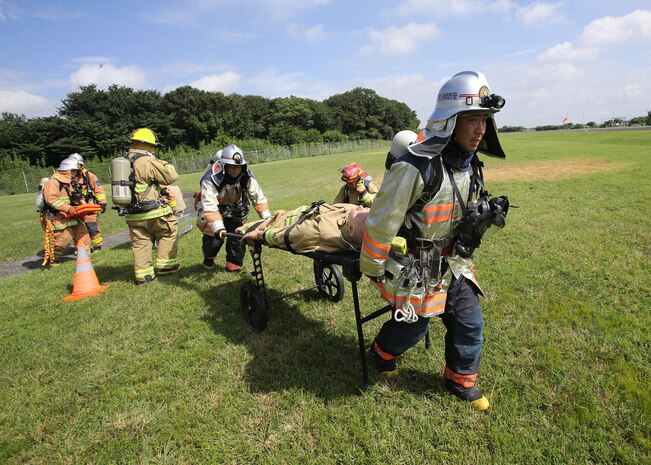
[111,157,132,207]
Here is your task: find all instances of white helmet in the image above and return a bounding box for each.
[58,157,80,171]
[218,144,246,166]
[68,153,84,168]
[390,130,418,158]
[427,71,505,125]
[210,149,223,164]
[414,70,507,158]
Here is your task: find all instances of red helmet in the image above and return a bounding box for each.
[341,163,367,183]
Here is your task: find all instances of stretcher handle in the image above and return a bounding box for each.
[220,230,244,241]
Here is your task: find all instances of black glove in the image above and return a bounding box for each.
[99,203,107,214]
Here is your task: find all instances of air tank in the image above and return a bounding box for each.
[111,157,132,207]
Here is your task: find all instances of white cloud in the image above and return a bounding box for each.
[288,23,327,41]
[69,64,147,90]
[0,90,55,116]
[0,0,18,21]
[147,0,330,25]
[70,56,115,65]
[389,0,512,18]
[516,2,565,26]
[247,70,308,97]
[578,9,651,46]
[189,72,241,92]
[363,22,439,56]
[537,41,598,63]
[241,0,330,20]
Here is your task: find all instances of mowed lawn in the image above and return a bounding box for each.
[0,130,649,464]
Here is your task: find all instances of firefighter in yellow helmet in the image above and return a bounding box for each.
[333,163,378,207]
[123,128,180,285]
[40,157,91,266]
[68,153,107,251]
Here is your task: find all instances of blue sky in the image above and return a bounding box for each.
[1,0,650,128]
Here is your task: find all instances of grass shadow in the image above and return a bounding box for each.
[171,262,367,400]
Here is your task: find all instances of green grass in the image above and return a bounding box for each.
[0,130,649,463]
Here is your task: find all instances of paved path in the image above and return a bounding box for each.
[0,192,196,279]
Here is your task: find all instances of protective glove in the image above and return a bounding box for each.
[355,179,368,194]
[99,203,107,214]
[67,206,79,217]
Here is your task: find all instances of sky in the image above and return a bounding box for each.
[1,0,650,129]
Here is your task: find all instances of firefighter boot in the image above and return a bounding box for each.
[444,379,490,411]
[369,343,399,378]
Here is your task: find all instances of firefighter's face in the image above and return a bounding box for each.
[454,113,488,152]
[225,164,242,177]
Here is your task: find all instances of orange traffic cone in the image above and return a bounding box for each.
[64,244,109,301]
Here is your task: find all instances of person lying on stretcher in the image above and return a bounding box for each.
[235,201,369,254]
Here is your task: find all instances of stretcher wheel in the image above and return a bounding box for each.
[313,261,345,302]
[240,281,268,331]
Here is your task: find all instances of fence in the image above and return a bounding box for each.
[0,139,388,196]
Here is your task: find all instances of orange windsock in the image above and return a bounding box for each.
[562,117,570,124]
[64,243,109,301]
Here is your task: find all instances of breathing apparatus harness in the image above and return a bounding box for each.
[212,168,253,222]
[117,153,170,216]
[386,148,510,322]
[281,200,325,254]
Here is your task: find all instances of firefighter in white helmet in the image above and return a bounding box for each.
[197,144,271,271]
[334,163,379,207]
[40,157,91,266]
[68,153,107,251]
[123,128,180,285]
[361,71,509,411]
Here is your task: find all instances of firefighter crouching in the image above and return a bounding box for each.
[334,163,378,207]
[115,128,180,285]
[40,157,91,266]
[68,153,107,251]
[196,144,271,271]
[361,71,510,411]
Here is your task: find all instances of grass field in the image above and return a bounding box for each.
[1,130,649,464]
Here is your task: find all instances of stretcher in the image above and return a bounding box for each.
[225,232,429,388]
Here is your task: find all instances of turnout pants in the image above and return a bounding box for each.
[54,223,90,257]
[202,217,245,270]
[373,273,484,396]
[84,213,103,248]
[127,215,179,282]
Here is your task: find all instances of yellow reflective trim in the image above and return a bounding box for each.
[124,205,173,222]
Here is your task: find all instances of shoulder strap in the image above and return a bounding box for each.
[410,156,444,213]
[282,200,324,253]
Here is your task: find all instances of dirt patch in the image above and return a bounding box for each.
[483,159,624,182]
[372,159,622,186]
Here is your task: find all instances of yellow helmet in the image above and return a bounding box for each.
[130,128,158,146]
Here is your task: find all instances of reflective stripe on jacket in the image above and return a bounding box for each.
[361,152,481,304]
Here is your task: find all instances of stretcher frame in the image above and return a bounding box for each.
[227,232,428,389]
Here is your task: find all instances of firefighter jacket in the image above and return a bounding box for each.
[42,171,82,230]
[360,144,482,318]
[198,166,270,234]
[124,149,179,222]
[244,202,364,254]
[75,168,107,206]
[333,178,379,207]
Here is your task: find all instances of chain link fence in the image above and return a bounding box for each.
[1,139,388,196]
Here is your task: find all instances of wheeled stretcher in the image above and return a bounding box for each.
[225,232,429,388]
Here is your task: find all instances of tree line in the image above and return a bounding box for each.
[0,85,419,168]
